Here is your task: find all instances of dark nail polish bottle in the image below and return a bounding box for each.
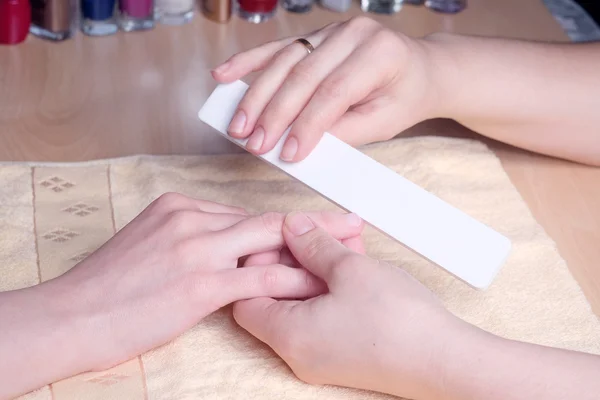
[0,0,31,45]
[30,0,73,41]
[81,0,118,36]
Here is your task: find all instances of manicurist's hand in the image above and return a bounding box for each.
[0,193,364,399]
[234,213,600,400]
[213,17,600,166]
[234,212,464,399]
[212,17,438,162]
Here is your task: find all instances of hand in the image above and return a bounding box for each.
[212,17,440,162]
[233,212,471,399]
[0,193,364,398]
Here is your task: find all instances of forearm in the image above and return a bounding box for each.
[423,34,600,166]
[439,327,600,400]
[0,280,95,399]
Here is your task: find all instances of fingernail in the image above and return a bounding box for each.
[345,213,362,227]
[246,127,265,152]
[228,110,246,136]
[212,61,230,75]
[280,136,298,162]
[286,212,315,236]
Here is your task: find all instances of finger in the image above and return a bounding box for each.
[253,20,380,156]
[212,264,326,308]
[282,41,397,162]
[147,193,247,216]
[341,235,366,255]
[244,250,281,267]
[212,211,363,259]
[283,212,355,282]
[212,22,341,85]
[245,248,299,268]
[233,297,297,350]
[159,211,247,237]
[211,40,288,83]
[226,32,330,140]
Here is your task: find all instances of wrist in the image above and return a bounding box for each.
[419,33,467,120]
[376,311,478,400]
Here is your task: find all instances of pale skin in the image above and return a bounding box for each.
[2,17,600,400]
[0,193,365,399]
[213,17,600,166]
[209,16,600,399]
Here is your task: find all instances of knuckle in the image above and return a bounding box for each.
[260,212,284,236]
[303,235,331,262]
[287,65,314,86]
[318,78,346,101]
[372,29,407,55]
[164,210,196,234]
[346,16,378,31]
[151,192,186,213]
[261,267,279,290]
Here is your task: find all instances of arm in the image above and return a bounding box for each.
[0,195,362,399]
[427,35,600,166]
[436,329,600,400]
[0,283,94,399]
[234,213,600,400]
[213,17,600,166]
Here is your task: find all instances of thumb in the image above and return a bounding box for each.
[283,212,354,283]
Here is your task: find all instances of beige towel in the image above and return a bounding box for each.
[2,137,598,400]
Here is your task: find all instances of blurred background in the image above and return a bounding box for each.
[0,0,598,162]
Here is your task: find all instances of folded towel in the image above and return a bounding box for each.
[2,137,598,400]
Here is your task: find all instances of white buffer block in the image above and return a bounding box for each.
[198,80,511,289]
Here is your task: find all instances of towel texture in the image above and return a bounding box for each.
[2,137,599,400]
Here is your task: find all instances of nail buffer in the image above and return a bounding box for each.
[198,80,511,289]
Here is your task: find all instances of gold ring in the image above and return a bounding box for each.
[293,38,315,54]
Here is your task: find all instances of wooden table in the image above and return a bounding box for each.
[1,1,599,314]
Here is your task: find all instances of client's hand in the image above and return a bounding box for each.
[234,212,469,399]
[212,17,439,162]
[0,193,363,399]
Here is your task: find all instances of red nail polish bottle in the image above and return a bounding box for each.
[0,0,31,45]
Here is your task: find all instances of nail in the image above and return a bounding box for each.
[212,61,230,75]
[286,212,315,236]
[345,213,362,227]
[246,127,265,152]
[280,136,298,162]
[228,110,246,136]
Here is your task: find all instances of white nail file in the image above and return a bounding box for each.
[198,80,511,289]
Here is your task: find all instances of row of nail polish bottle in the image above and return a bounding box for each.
[81,0,153,35]
[81,0,195,36]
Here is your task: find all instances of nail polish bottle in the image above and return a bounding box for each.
[30,0,74,41]
[425,0,466,13]
[360,0,401,14]
[237,0,277,23]
[0,0,31,45]
[155,0,194,25]
[81,0,118,36]
[319,0,351,13]
[202,0,231,23]
[119,0,155,31]
[281,0,313,13]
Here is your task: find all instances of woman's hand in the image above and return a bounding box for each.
[212,17,440,162]
[233,212,467,399]
[0,193,363,399]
